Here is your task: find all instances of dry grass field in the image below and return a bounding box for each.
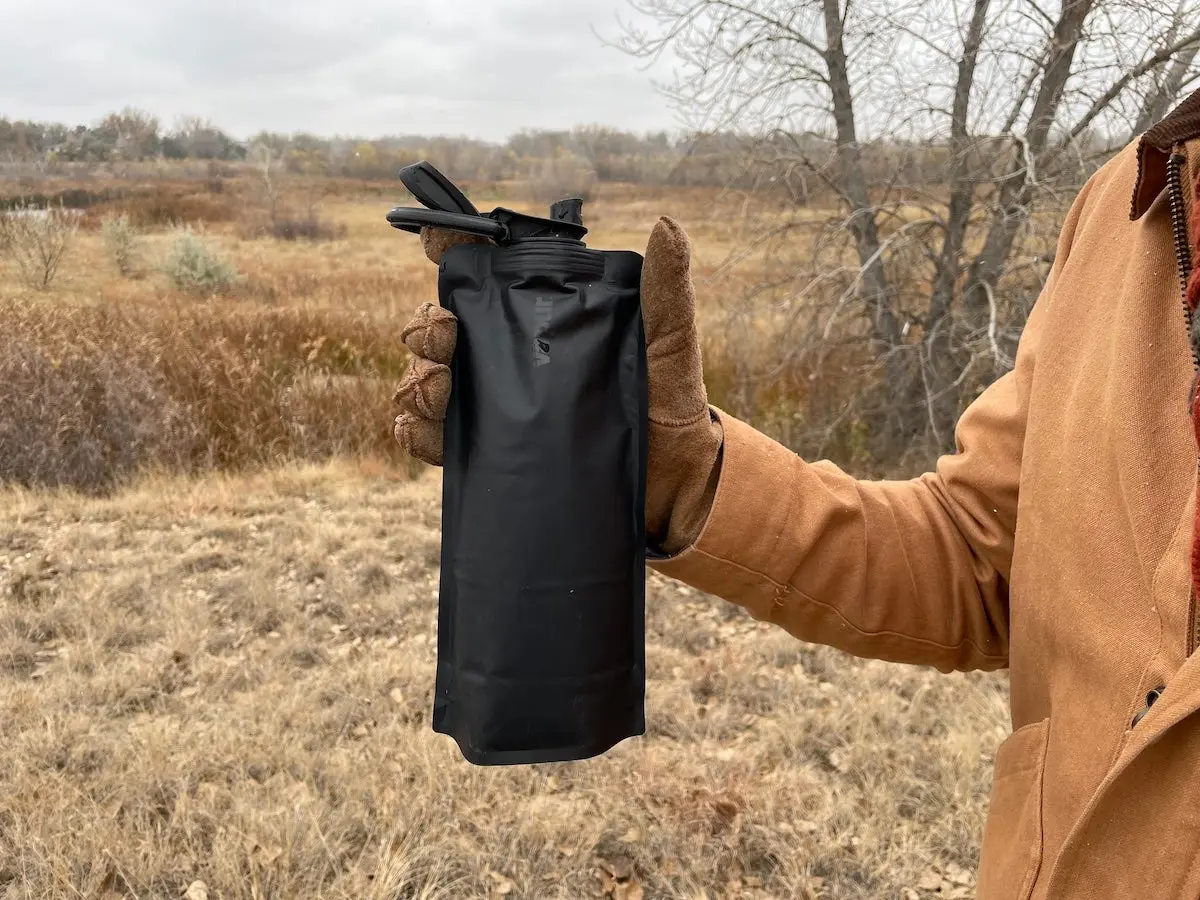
[0,172,1009,898]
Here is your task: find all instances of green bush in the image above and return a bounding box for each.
[162,227,240,296]
[100,213,141,277]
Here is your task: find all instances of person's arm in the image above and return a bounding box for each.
[651,175,1096,674]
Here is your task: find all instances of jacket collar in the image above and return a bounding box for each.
[1132,88,1200,220]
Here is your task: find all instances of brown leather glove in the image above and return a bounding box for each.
[393,219,723,555]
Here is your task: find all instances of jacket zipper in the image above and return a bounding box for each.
[1190,598,1199,657]
[1166,151,1200,657]
[1167,153,1198,368]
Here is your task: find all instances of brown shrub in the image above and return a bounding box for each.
[2,184,240,231]
[115,186,238,228]
[265,212,347,242]
[0,314,182,491]
[0,297,411,492]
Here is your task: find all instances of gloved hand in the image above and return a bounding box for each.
[393,219,723,555]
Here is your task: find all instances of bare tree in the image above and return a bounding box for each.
[616,0,1200,468]
[1134,2,1200,134]
[248,140,283,228]
[0,205,78,291]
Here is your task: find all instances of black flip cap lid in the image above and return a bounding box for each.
[399,161,480,216]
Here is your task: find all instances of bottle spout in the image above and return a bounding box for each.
[549,198,584,227]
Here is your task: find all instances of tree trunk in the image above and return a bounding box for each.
[962,0,1095,331]
[924,0,993,448]
[822,0,919,456]
[822,0,899,350]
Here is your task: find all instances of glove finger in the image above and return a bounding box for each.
[641,217,696,346]
[641,216,708,426]
[394,412,443,466]
[401,302,457,365]
[421,226,491,265]
[392,357,452,421]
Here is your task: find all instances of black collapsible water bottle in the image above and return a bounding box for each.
[387,162,648,766]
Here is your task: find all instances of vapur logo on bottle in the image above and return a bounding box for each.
[533,296,553,367]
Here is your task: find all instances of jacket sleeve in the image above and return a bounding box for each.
[650,178,1097,673]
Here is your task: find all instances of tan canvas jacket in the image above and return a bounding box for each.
[652,92,1200,899]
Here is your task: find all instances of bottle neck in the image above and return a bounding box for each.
[492,207,588,243]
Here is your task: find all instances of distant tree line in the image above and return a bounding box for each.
[1,106,1120,196]
[1,110,244,164]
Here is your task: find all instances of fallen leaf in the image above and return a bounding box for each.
[619,827,641,843]
[486,870,516,896]
[594,868,618,896]
[250,842,283,867]
[182,881,209,900]
[918,871,944,890]
[709,795,742,826]
[828,748,850,773]
[945,862,974,885]
[598,855,633,881]
[97,864,120,896]
[389,688,405,705]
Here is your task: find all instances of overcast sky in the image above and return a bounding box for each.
[0,0,681,141]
